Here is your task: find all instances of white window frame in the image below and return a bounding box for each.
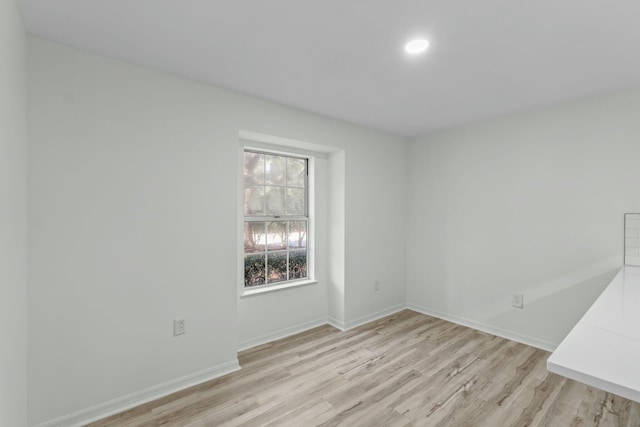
[240,143,316,296]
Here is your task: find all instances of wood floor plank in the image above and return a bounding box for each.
[87,310,640,427]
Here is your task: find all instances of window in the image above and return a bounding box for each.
[243,150,309,288]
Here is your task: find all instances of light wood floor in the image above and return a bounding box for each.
[89,310,640,426]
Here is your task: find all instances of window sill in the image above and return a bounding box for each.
[241,279,318,297]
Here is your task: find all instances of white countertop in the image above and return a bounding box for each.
[547,265,640,402]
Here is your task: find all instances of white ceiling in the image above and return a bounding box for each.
[17,0,640,137]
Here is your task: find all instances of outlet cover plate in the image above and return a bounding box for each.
[173,319,185,336]
[512,294,524,309]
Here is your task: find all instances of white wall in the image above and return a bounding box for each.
[328,151,346,326]
[407,87,640,349]
[345,143,408,326]
[0,1,28,426]
[27,37,407,425]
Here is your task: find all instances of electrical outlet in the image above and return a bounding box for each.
[374,281,380,292]
[511,294,524,309]
[173,319,185,336]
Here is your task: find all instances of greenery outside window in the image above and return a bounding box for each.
[243,150,308,287]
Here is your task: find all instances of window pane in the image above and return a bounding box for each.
[243,150,310,288]
[289,250,307,280]
[265,186,285,216]
[244,222,266,253]
[244,152,264,185]
[266,222,287,251]
[244,254,266,287]
[267,252,287,283]
[244,186,264,216]
[265,155,286,186]
[287,158,306,187]
[286,188,305,215]
[288,221,307,249]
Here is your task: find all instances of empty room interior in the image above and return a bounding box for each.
[4,0,640,426]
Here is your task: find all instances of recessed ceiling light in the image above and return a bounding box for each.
[405,39,429,55]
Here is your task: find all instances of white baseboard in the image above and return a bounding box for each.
[327,316,346,331]
[34,360,241,427]
[238,317,328,351]
[407,304,557,352]
[344,304,407,330]
[240,305,409,350]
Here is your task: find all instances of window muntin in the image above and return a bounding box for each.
[243,150,308,287]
